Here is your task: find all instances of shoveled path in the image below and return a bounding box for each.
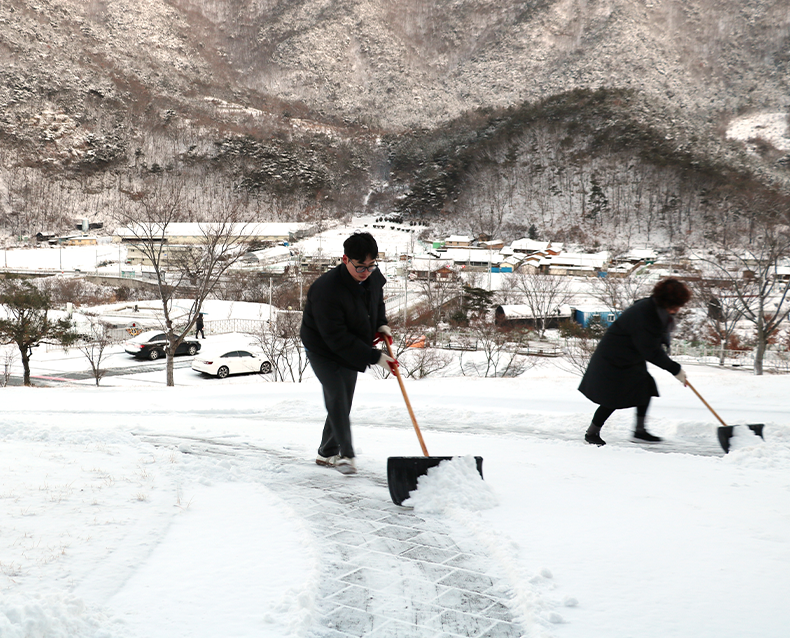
[272,469,524,638]
[140,434,526,638]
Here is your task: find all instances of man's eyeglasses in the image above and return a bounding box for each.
[350,260,378,273]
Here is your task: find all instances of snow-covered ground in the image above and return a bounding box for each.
[1,335,788,638]
[0,242,123,275]
[1,242,789,637]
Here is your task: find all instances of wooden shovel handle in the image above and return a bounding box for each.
[686,380,729,428]
[385,339,430,456]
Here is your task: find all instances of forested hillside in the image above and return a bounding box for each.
[1,0,788,248]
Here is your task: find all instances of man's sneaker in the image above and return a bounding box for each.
[585,431,606,446]
[633,430,663,443]
[335,457,357,475]
[316,454,340,467]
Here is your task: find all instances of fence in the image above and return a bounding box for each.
[73,321,790,373]
[672,343,790,372]
[102,318,271,344]
[432,336,562,357]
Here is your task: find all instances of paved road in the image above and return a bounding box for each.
[5,358,196,386]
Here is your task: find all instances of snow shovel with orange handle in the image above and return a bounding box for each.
[686,380,764,453]
[383,338,483,505]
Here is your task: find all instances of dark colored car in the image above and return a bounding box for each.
[123,330,201,360]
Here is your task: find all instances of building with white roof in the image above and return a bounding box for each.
[115,222,310,245]
[511,239,563,254]
[444,235,475,247]
[115,222,311,268]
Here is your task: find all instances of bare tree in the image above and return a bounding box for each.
[252,310,308,382]
[495,273,523,306]
[275,310,309,382]
[556,319,605,376]
[688,270,744,366]
[389,320,453,380]
[253,325,287,382]
[113,178,255,386]
[460,319,531,378]
[560,336,599,376]
[415,269,461,328]
[513,272,574,337]
[78,314,115,386]
[1,346,17,387]
[695,221,790,375]
[398,345,453,379]
[590,272,652,311]
[457,160,515,240]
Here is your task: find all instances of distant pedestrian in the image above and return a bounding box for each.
[300,232,397,475]
[195,313,205,339]
[579,278,691,446]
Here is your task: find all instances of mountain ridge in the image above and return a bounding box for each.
[0,0,788,247]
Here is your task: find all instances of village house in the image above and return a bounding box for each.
[494,304,573,329]
[57,235,99,247]
[429,246,505,271]
[115,222,310,267]
[444,235,475,248]
[238,245,296,274]
[515,252,551,274]
[545,251,609,277]
[511,239,563,255]
[408,257,457,281]
[570,306,622,329]
[479,239,505,251]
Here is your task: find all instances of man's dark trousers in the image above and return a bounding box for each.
[307,350,357,458]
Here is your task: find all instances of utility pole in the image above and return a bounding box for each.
[403,259,408,326]
[268,277,273,325]
[488,248,492,290]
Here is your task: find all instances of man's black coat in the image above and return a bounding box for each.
[300,264,388,372]
[578,297,681,408]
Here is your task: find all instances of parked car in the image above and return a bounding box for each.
[192,348,273,378]
[123,330,201,360]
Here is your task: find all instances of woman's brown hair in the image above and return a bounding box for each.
[652,278,691,309]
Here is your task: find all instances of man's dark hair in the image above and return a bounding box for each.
[652,278,691,309]
[343,232,378,261]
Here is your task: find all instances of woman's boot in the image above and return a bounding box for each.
[633,415,662,442]
[585,423,606,446]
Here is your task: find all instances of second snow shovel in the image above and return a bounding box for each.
[686,380,764,453]
[383,339,483,506]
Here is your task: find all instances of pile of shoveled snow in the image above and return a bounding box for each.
[0,594,124,638]
[724,426,790,469]
[402,455,498,513]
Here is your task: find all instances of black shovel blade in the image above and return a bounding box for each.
[387,456,484,506]
[717,426,734,453]
[748,423,765,440]
[717,424,765,454]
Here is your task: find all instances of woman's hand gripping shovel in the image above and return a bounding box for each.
[685,380,764,453]
[381,335,483,505]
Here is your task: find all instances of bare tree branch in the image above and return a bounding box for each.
[113,176,255,385]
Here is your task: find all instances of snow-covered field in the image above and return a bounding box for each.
[1,239,789,637]
[1,338,788,638]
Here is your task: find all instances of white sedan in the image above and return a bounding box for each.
[192,348,273,379]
